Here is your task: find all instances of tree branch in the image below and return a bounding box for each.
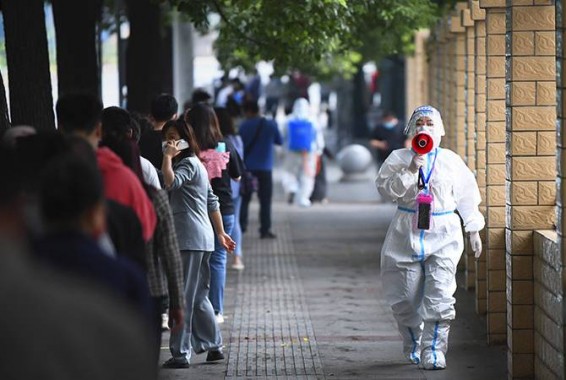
[211,0,267,47]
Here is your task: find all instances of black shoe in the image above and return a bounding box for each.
[260,231,277,239]
[162,358,190,369]
[206,350,225,362]
[287,192,295,204]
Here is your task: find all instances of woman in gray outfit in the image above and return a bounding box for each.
[161,119,235,368]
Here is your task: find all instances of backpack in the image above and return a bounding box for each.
[287,119,315,152]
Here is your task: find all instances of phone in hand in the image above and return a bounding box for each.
[176,139,189,150]
[162,139,189,153]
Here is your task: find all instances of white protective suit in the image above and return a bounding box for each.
[281,98,317,207]
[375,105,484,369]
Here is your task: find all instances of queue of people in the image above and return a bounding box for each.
[0,92,243,375]
[0,87,321,374]
[0,65,482,376]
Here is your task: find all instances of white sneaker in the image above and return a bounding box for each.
[161,313,169,331]
[215,314,225,324]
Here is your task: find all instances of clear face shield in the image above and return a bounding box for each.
[404,105,445,138]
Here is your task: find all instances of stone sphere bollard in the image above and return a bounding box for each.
[336,144,373,181]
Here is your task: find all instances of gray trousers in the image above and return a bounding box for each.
[169,250,222,362]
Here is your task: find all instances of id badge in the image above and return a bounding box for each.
[415,192,433,230]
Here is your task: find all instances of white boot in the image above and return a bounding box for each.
[420,320,450,370]
[398,323,423,364]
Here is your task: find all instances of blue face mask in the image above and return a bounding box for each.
[383,121,396,129]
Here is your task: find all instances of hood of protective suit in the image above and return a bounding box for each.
[291,98,310,120]
[404,105,445,137]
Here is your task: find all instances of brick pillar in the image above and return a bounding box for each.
[440,22,454,149]
[447,9,469,272]
[506,2,556,378]
[480,0,507,345]
[448,28,458,152]
[426,37,437,106]
[406,30,430,120]
[463,7,476,171]
[557,1,566,379]
[472,0,488,315]
[406,51,418,121]
[452,5,467,158]
[463,5,477,290]
[428,29,437,106]
[418,30,430,110]
[439,21,449,114]
[408,53,418,120]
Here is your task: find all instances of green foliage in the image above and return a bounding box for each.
[168,0,439,78]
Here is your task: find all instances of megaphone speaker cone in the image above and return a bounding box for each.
[412,132,434,155]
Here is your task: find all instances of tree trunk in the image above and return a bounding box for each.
[352,64,369,139]
[2,0,55,130]
[125,0,173,114]
[160,25,173,96]
[0,70,10,132]
[116,3,127,107]
[52,0,102,98]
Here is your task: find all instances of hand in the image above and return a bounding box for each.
[168,307,184,332]
[408,154,425,173]
[370,139,388,150]
[469,231,482,259]
[163,140,181,158]
[218,232,236,254]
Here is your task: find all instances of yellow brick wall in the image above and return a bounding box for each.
[483,4,507,346]
[506,3,556,378]
[472,0,488,315]
[423,1,562,378]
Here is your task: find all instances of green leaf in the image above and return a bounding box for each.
[168,0,440,78]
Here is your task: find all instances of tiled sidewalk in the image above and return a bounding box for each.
[226,220,324,378]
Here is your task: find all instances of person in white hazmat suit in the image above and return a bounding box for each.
[281,98,317,207]
[375,105,484,370]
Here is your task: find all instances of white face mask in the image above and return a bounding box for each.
[415,127,442,149]
[416,126,435,135]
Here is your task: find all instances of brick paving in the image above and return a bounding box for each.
[226,220,324,378]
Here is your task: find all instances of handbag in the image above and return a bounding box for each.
[239,170,258,196]
[240,118,265,196]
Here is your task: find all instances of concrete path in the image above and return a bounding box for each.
[159,163,507,379]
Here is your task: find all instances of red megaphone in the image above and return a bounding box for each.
[412,132,434,155]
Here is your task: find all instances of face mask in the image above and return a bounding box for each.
[416,126,435,135]
[415,127,441,149]
[383,121,396,129]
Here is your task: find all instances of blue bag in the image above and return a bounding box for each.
[287,119,315,152]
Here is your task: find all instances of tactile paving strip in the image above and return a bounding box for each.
[225,219,325,379]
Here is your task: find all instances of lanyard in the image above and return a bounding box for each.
[417,149,438,191]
